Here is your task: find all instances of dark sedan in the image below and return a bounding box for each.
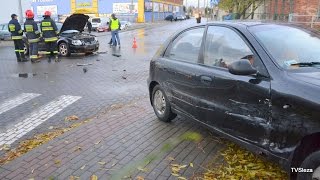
[24,14,99,57]
[148,22,320,180]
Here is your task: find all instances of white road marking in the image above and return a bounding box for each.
[0,95,81,146]
[0,93,41,115]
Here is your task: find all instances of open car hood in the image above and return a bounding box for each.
[60,14,89,33]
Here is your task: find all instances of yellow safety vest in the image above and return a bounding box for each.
[110,19,119,30]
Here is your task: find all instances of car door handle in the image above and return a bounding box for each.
[200,76,212,85]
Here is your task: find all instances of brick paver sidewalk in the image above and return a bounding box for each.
[0,96,224,180]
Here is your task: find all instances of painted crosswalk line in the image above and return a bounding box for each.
[0,93,41,115]
[0,95,81,146]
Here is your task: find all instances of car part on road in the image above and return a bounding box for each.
[151,85,176,122]
[59,42,70,57]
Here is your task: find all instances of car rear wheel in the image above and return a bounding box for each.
[152,85,176,122]
[59,42,70,57]
[297,151,320,180]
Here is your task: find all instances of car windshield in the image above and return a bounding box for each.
[92,18,101,23]
[249,25,320,69]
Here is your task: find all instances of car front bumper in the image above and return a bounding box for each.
[70,43,99,53]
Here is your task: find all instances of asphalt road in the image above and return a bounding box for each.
[0,19,195,149]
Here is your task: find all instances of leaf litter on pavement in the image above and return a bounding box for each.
[200,142,288,180]
[0,118,91,165]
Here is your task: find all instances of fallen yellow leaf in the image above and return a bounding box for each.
[178,177,187,180]
[90,175,98,180]
[190,162,194,167]
[136,176,144,180]
[171,173,180,177]
[98,161,106,165]
[55,159,61,165]
[65,115,79,121]
[80,165,86,170]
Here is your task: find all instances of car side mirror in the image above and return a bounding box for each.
[228,59,257,76]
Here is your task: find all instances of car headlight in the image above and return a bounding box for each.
[72,40,82,45]
[94,37,98,41]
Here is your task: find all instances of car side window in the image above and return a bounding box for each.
[166,27,205,63]
[204,26,254,68]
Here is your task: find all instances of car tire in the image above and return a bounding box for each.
[297,151,320,180]
[152,85,176,122]
[59,42,70,57]
[24,42,29,56]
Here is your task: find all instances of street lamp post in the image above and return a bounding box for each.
[18,0,23,22]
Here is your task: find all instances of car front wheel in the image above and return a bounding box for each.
[297,151,320,180]
[152,85,176,122]
[59,42,70,57]
[24,42,29,56]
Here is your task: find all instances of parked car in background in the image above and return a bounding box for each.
[165,15,175,21]
[120,21,131,30]
[148,22,320,180]
[97,22,110,32]
[175,15,185,21]
[90,17,101,31]
[0,24,11,40]
[24,14,99,56]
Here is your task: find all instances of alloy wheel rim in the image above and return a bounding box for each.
[59,44,67,55]
[154,90,166,115]
[24,46,27,55]
[312,166,320,180]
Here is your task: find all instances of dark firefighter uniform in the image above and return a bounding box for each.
[8,15,27,62]
[40,14,59,61]
[24,18,40,62]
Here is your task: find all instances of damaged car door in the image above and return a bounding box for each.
[200,25,272,146]
[161,27,205,118]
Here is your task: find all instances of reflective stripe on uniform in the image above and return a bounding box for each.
[11,36,23,40]
[25,25,34,32]
[28,38,39,43]
[44,52,51,54]
[30,55,38,59]
[42,27,54,31]
[18,50,24,53]
[41,21,51,26]
[56,31,59,35]
[35,31,40,34]
[18,30,23,34]
[53,51,58,54]
[9,24,15,32]
[15,50,20,52]
[44,37,58,42]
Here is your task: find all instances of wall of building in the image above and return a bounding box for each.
[267,0,319,20]
[30,0,183,22]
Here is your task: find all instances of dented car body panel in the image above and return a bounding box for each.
[147,22,320,171]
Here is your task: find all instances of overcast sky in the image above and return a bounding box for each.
[184,0,213,7]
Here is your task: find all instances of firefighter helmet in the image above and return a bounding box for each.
[44,11,51,17]
[25,10,34,19]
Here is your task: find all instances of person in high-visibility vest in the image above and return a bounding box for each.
[8,14,27,62]
[40,11,60,62]
[24,10,40,63]
[109,14,121,47]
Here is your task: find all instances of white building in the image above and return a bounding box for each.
[0,0,32,24]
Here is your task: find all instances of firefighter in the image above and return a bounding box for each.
[24,10,40,63]
[8,14,27,62]
[40,11,60,62]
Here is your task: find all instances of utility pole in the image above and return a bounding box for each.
[198,0,200,16]
[18,0,23,23]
